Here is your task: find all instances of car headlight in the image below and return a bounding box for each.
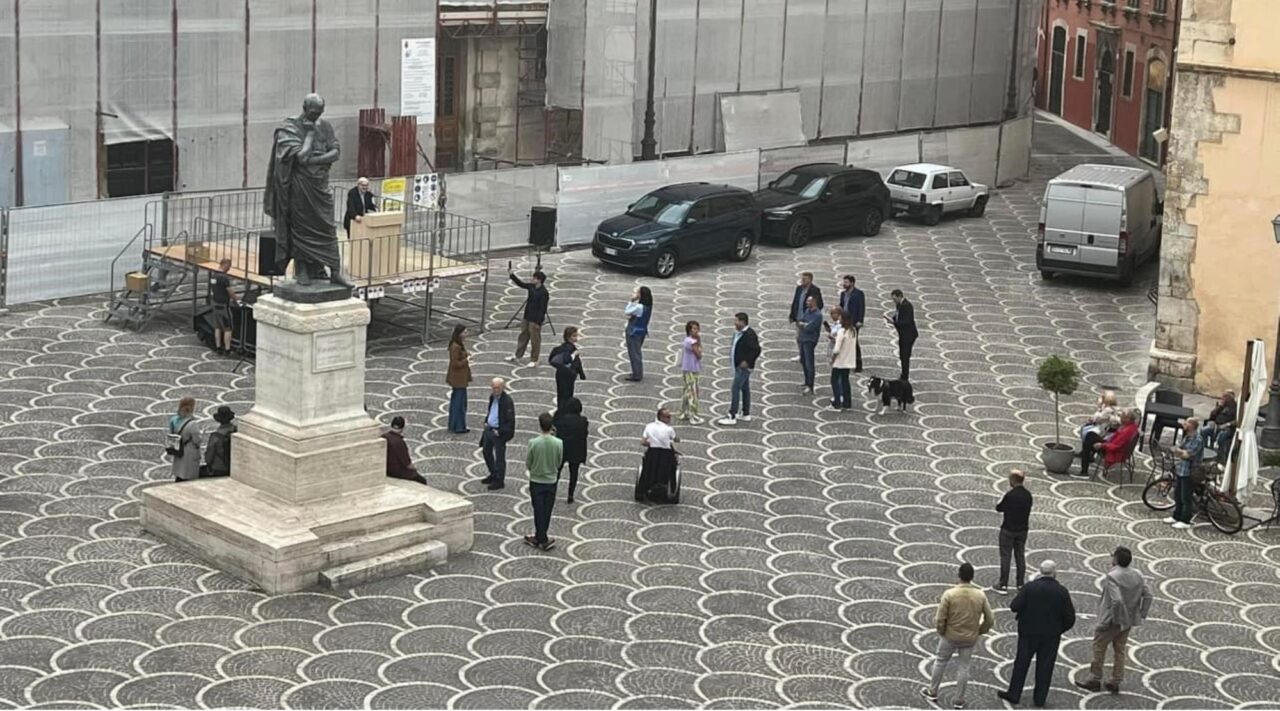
[766,210,793,218]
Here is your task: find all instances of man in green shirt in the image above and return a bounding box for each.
[525,412,564,551]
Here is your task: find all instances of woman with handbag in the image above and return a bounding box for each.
[167,397,205,482]
[446,325,472,434]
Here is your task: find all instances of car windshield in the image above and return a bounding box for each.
[627,193,691,226]
[772,172,828,198]
[888,170,927,189]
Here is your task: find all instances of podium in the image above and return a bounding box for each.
[345,211,404,280]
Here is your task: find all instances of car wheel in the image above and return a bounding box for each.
[860,207,884,236]
[652,249,678,279]
[785,218,811,248]
[968,196,988,218]
[731,231,754,262]
[922,205,943,226]
[1118,256,1135,287]
[1039,270,1053,281]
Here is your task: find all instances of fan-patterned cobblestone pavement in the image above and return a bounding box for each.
[1,121,1278,709]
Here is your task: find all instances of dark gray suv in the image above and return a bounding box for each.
[591,183,758,278]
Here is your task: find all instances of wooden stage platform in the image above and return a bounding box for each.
[147,241,487,290]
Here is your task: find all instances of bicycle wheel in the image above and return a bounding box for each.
[1142,475,1176,511]
[1204,492,1244,534]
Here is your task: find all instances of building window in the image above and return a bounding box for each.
[1152,0,1167,12]
[1122,49,1136,98]
[105,139,174,197]
[1074,31,1088,80]
[1140,58,1168,162]
[1126,0,1139,7]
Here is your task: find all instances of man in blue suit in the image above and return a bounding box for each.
[838,274,865,372]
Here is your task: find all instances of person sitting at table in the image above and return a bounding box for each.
[1078,390,1121,475]
[1202,391,1238,456]
[1090,409,1140,476]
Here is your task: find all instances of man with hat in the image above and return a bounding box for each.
[204,406,237,478]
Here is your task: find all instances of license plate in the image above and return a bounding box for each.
[603,247,618,256]
[1049,245,1075,255]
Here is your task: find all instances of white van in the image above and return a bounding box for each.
[1036,164,1162,285]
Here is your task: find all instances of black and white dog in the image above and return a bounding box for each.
[867,376,915,414]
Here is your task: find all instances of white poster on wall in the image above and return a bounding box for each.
[401,38,436,123]
[412,173,440,209]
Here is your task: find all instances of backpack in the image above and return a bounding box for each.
[165,419,191,458]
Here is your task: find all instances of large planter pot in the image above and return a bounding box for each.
[1041,443,1075,474]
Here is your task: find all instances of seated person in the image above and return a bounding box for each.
[1090,408,1140,473]
[382,416,426,485]
[1078,390,1121,473]
[1201,391,1237,456]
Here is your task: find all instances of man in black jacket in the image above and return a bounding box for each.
[480,377,517,490]
[999,560,1076,708]
[718,312,761,426]
[886,288,919,380]
[507,269,549,366]
[838,274,865,372]
[788,272,823,363]
[343,177,377,233]
[994,469,1033,595]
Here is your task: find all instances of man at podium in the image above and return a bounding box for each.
[344,177,377,234]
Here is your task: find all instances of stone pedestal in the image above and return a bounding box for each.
[141,294,473,593]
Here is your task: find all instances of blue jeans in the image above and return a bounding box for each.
[448,387,467,432]
[831,368,851,408]
[799,340,817,388]
[1173,475,1194,523]
[626,332,646,380]
[730,366,751,417]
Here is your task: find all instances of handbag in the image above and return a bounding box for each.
[165,419,191,458]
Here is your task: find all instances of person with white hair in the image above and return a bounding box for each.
[344,176,377,233]
[998,559,1076,708]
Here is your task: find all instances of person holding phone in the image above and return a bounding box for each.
[886,289,919,381]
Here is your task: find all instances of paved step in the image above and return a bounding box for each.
[310,501,425,539]
[319,521,435,567]
[320,539,447,589]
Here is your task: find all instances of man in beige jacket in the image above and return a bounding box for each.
[922,562,995,709]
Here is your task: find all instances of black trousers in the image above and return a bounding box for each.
[853,326,863,371]
[481,427,507,484]
[899,336,916,380]
[1005,633,1061,707]
[562,461,582,499]
[529,481,556,544]
[1080,430,1104,472]
[998,528,1027,588]
[555,371,576,407]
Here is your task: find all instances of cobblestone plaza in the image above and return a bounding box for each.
[0,122,1277,709]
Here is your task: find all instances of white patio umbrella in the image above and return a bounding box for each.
[1225,339,1268,498]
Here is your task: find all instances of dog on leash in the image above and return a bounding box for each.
[867,376,915,414]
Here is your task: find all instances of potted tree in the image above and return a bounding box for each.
[1037,355,1080,474]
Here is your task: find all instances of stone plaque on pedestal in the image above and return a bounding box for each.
[140,294,473,593]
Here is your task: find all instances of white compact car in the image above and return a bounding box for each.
[886,163,990,226]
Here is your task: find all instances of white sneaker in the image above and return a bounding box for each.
[738,414,753,422]
[1171,521,1192,529]
[504,355,519,363]
[717,416,737,426]
[529,359,538,367]
[690,417,704,425]
[790,355,801,362]
[1162,516,1176,524]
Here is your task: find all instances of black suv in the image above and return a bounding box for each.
[592,183,758,279]
[755,163,891,247]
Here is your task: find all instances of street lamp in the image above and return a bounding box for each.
[1261,213,1280,449]
[639,0,659,161]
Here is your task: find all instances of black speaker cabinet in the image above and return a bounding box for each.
[257,232,283,276]
[529,206,556,249]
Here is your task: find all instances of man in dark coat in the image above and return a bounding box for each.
[343,177,377,233]
[382,416,426,485]
[886,288,919,380]
[717,312,762,426]
[480,377,517,490]
[838,274,865,372]
[788,272,824,362]
[999,560,1076,708]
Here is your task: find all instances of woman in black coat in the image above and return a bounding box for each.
[553,397,589,504]
[548,327,585,407]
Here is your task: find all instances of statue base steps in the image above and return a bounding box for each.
[141,477,472,594]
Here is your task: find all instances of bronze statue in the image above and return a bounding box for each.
[264,93,353,288]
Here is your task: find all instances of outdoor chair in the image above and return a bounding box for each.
[1092,428,1141,484]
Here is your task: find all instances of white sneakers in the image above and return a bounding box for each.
[717,416,736,426]
[1162,516,1176,524]
[1171,521,1192,529]
[738,414,753,422]
[504,354,519,363]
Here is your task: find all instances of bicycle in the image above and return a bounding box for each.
[1142,459,1244,534]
